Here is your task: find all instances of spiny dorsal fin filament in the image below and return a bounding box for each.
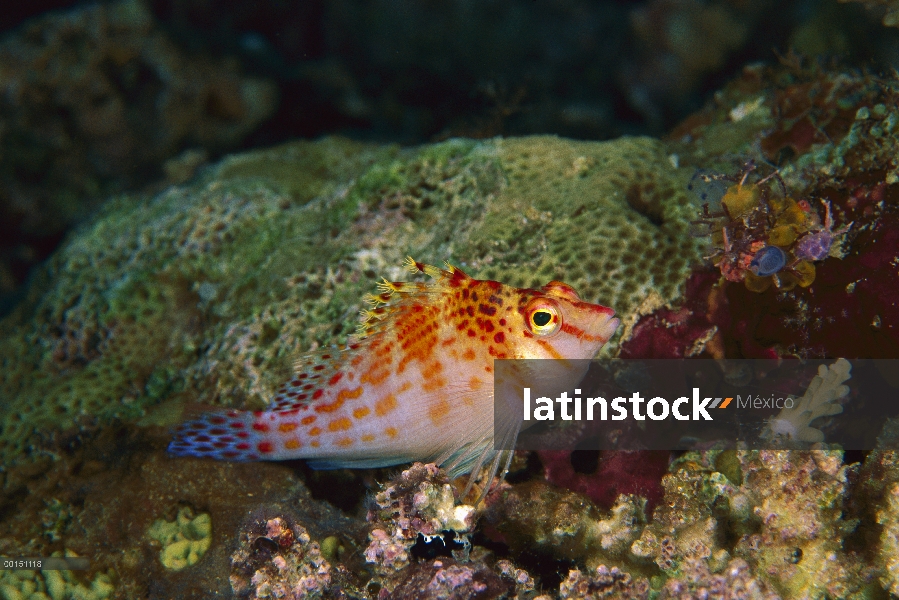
[404,256,445,279]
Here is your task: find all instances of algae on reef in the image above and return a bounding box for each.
[0,134,703,468]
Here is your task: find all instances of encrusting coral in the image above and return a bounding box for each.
[147,506,212,571]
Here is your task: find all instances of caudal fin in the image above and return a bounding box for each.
[168,409,266,460]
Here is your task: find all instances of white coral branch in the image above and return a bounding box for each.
[763,358,852,443]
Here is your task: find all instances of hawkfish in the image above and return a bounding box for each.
[168,258,619,490]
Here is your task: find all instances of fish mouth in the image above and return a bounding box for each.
[602,316,621,342]
[590,310,620,344]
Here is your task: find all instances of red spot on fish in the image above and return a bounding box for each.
[236,443,250,450]
[312,389,324,400]
[257,442,273,453]
[478,304,497,316]
[236,431,249,439]
[329,372,343,386]
[494,332,505,344]
[229,422,245,429]
[313,365,325,371]
[209,416,226,425]
[252,422,269,432]
[468,329,476,337]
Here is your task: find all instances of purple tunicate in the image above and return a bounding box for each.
[794,231,833,261]
[749,246,786,276]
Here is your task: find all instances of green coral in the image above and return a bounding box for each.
[0,551,114,600]
[147,506,212,571]
[0,134,703,466]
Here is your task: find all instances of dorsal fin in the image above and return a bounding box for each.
[355,257,471,340]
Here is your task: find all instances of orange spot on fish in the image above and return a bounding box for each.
[361,434,375,442]
[284,439,301,450]
[441,336,456,346]
[353,406,371,419]
[329,417,352,432]
[462,348,476,361]
[429,399,450,424]
[375,394,398,416]
[423,376,447,392]
[309,427,322,436]
[399,381,412,393]
[336,437,354,447]
[311,440,320,448]
[362,367,391,385]
[279,422,298,433]
[469,376,483,390]
[385,427,398,438]
[315,385,364,413]
[301,415,316,425]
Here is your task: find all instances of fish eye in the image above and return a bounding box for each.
[532,311,551,326]
[527,303,560,335]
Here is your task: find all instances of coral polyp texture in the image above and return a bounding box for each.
[0,134,702,467]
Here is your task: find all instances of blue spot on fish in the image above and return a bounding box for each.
[749,246,786,277]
